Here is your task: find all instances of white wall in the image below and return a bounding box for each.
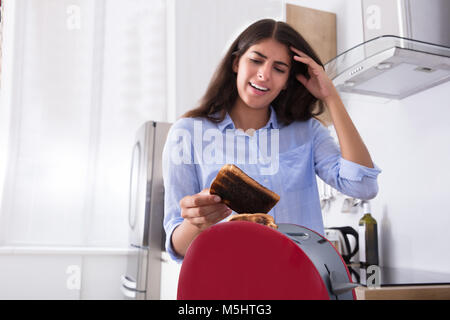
[324,82,450,274]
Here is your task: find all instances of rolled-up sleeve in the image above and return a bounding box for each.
[311,119,382,200]
[162,118,200,263]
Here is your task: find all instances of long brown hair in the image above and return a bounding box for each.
[182,19,325,126]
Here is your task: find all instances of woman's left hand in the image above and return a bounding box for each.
[290,46,338,102]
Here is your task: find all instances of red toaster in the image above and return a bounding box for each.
[177,221,357,300]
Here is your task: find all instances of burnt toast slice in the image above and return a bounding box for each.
[209,164,280,214]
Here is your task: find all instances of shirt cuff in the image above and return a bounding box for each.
[165,220,184,263]
[338,157,382,182]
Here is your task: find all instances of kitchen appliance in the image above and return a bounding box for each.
[325,226,359,265]
[121,121,172,300]
[177,221,358,300]
[325,0,450,99]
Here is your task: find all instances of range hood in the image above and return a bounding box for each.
[325,0,450,99]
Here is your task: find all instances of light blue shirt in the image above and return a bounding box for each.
[162,106,381,262]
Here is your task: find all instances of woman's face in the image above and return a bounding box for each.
[232,38,291,110]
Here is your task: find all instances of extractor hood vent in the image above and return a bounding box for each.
[325,0,450,99]
[325,36,450,99]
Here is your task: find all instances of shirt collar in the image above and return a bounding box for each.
[217,105,279,132]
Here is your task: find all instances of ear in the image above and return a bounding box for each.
[232,55,239,73]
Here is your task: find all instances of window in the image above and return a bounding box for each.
[0,0,167,247]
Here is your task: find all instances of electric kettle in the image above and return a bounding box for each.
[325,226,359,265]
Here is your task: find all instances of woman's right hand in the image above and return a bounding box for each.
[180,188,232,231]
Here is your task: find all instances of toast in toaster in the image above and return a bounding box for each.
[209,164,280,214]
[228,213,278,229]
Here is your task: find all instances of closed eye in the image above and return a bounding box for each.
[250,59,286,73]
[250,58,262,64]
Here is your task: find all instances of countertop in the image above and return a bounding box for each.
[347,264,450,287]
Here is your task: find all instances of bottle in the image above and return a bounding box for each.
[358,201,379,267]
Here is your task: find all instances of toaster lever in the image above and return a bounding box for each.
[329,270,360,296]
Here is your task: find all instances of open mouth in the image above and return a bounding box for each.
[249,82,269,92]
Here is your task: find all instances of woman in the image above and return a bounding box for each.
[162,19,381,262]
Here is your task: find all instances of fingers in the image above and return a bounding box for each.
[291,46,311,65]
[290,46,320,69]
[188,206,232,227]
[290,46,310,59]
[293,55,312,65]
[293,55,320,73]
[180,191,221,209]
[179,188,232,230]
[182,202,230,219]
[291,49,323,81]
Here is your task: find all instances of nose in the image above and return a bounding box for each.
[257,64,270,81]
